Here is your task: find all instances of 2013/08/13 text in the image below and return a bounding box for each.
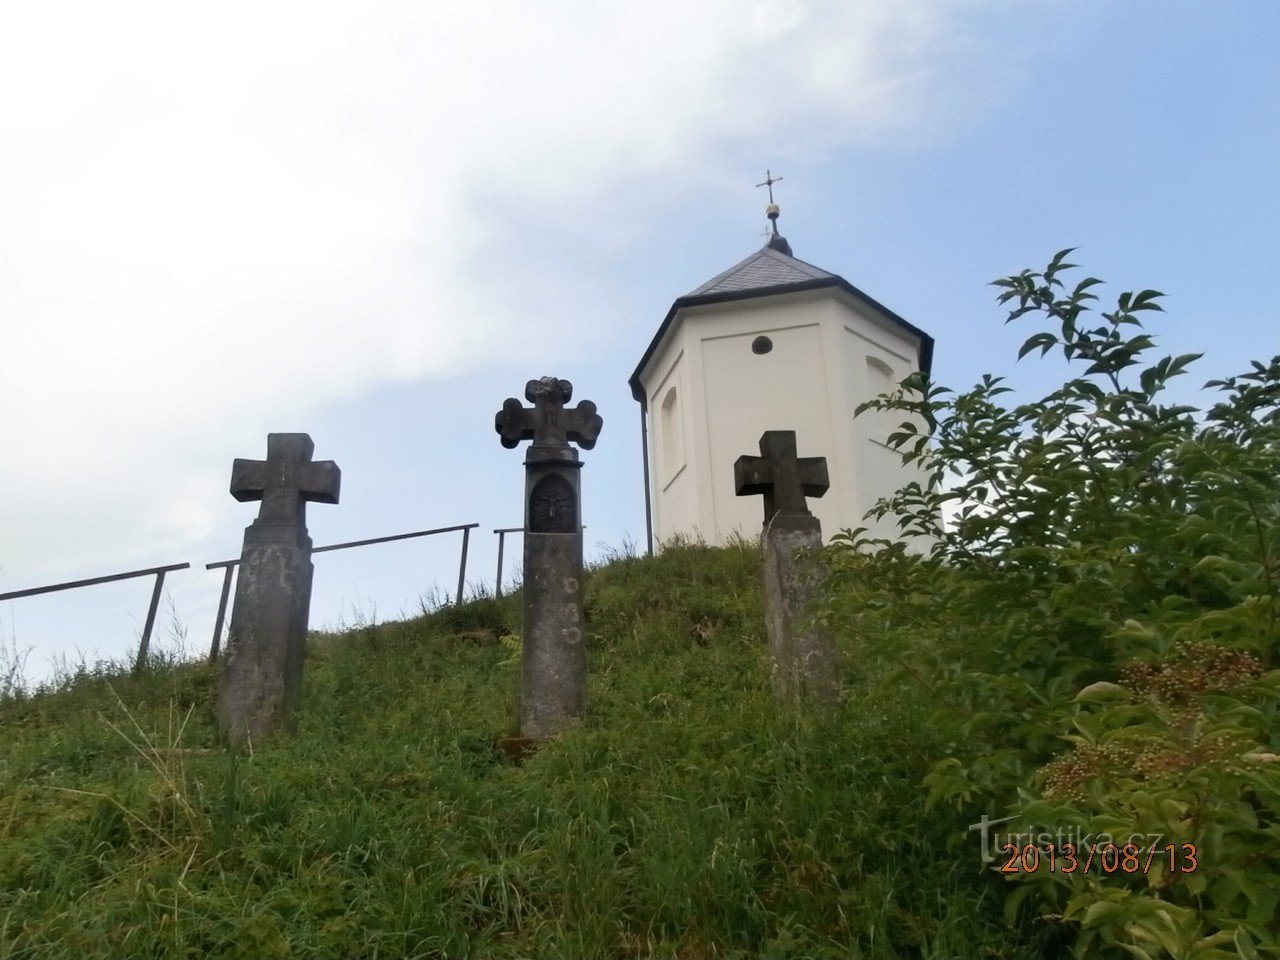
[999,842,1199,875]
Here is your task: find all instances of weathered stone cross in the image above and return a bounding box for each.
[231,433,340,532]
[734,430,829,525]
[496,377,603,451]
[218,432,340,746]
[733,429,839,706]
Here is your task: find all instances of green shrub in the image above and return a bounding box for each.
[824,251,1280,958]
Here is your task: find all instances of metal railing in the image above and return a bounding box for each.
[491,526,586,598]
[0,563,191,677]
[3,521,481,670]
[205,523,478,660]
[492,527,522,598]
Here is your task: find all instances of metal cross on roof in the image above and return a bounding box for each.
[495,377,603,450]
[734,430,829,524]
[230,433,341,527]
[756,169,783,204]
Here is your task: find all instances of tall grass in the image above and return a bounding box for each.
[0,541,1062,958]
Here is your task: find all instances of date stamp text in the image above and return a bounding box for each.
[998,841,1199,875]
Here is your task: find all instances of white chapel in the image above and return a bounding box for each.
[629,192,935,551]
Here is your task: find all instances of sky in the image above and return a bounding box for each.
[2,1,1277,684]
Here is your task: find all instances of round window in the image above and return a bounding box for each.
[751,335,773,355]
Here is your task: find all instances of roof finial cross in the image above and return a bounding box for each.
[756,169,783,204]
[755,169,793,254]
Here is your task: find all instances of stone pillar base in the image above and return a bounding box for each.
[520,531,586,738]
[217,540,314,746]
[762,515,840,705]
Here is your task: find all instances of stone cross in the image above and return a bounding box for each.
[218,433,340,746]
[735,430,839,706]
[495,376,602,741]
[734,430,829,525]
[496,377,602,450]
[230,434,341,531]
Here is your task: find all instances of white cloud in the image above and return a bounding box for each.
[1,0,987,579]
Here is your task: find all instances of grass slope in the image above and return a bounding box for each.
[0,541,1061,959]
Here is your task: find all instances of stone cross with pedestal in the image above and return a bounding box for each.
[217,433,340,746]
[735,430,840,705]
[495,377,603,739]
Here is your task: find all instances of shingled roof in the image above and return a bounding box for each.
[685,245,837,297]
[629,241,934,401]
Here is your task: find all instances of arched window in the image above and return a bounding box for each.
[660,386,684,479]
[864,356,897,446]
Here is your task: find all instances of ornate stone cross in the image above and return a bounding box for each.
[231,433,340,531]
[734,430,829,525]
[494,376,603,743]
[496,377,603,450]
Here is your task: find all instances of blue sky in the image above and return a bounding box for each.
[2,1,1276,683]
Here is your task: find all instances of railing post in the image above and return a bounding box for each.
[134,569,168,676]
[495,530,506,598]
[455,525,471,605]
[209,564,236,662]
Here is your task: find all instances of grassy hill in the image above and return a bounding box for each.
[1,540,1062,959]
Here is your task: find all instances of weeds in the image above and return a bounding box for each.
[0,538,1056,958]
[0,627,30,700]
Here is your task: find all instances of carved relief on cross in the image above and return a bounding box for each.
[495,377,603,450]
[230,433,341,528]
[734,430,829,525]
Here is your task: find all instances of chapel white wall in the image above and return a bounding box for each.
[641,288,926,548]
